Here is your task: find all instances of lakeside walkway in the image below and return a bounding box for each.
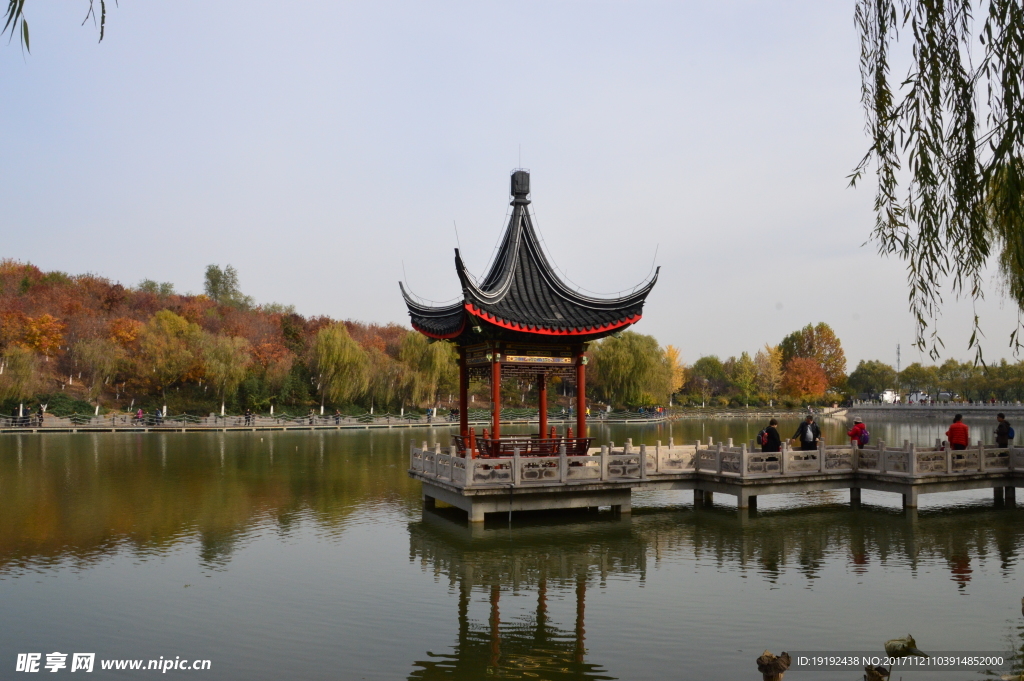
[0,412,668,435]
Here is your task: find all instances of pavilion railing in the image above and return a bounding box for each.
[410,436,1024,489]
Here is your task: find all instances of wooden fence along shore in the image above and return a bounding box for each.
[409,436,1023,522]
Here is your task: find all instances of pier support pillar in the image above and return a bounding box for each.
[468,503,486,523]
[994,486,1005,505]
[703,491,713,505]
[1006,486,1017,507]
[693,489,703,506]
[423,494,436,510]
[850,488,861,506]
[902,488,919,509]
[737,491,756,509]
[613,498,631,515]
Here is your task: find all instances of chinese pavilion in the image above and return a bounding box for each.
[400,170,658,456]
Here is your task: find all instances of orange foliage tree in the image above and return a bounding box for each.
[781,357,828,400]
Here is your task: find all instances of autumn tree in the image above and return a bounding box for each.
[251,342,295,399]
[754,344,784,402]
[665,345,687,397]
[781,357,828,401]
[779,323,847,389]
[21,314,65,361]
[202,334,252,416]
[312,323,369,412]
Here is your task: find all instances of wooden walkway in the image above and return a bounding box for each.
[409,437,1022,522]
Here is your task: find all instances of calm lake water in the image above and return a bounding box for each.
[1,416,1022,680]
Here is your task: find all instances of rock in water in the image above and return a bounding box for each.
[756,650,792,681]
[883,634,928,658]
[864,665,890,681]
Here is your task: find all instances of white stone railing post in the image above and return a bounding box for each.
[655,441,662,473]
[879,440,886,473]
[465,456,474,489]
[780,442,788,476]
[945,441,952,473]
[716,442,723,475]
[559,444,567,483]
[740,444,748,478]
[818,440,826,473]
[640,444,648,480]
[410,439,416,471]
[600,445,609,481]
[978,441,986,472]
[513,447,521,486]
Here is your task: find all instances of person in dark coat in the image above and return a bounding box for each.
[761,418,782,453]
[793,415,821,451]
[996,413,1012,448]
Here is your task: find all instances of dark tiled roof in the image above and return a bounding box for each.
[401,172,658,342]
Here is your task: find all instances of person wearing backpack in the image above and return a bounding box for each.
[847,418,868,449]
[995,413,1013,448]
[758,418,782,453]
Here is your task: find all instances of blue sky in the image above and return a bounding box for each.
[2,1,1020,368]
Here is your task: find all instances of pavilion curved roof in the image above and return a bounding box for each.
[400,171,658,344]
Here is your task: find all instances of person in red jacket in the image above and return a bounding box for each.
[847,418,867,449]
[946,414,970,450]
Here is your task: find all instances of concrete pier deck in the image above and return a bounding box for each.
[409,437,1022,522]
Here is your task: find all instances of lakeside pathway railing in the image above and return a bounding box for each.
[0,408,671,433]
[409,435,1024,521]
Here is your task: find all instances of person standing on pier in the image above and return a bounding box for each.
[793,415,821,451]
[995,413,1012,448]
[946,414,969,450]
[760,418,782,453]
[847,418,868,449]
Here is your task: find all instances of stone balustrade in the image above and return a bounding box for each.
[409,436,1021,490]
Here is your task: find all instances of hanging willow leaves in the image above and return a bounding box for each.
[851,0,1024,359]
[3,0,110,51]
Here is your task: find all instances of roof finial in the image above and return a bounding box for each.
[510,169,530,205]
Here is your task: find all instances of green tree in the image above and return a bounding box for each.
[202,334,252,416]
[136,280,175,296]
[728,352,757,406]
[204,264,254,310]
[589,332,672,408]
[899,362,938,397]
[312,323,369,412]
[0,345,38,402]
[398,334,457,408]
[779,323,847,390]
[138,310,201,400]
[74,338,124,401]
[852,0,1024,356]
[847,359,897,396]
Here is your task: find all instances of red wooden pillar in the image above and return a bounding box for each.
[538,372,548,439]
[458,348,468,439]
[491,356,501,441]
[576,347,586,438]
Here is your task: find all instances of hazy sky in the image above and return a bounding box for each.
[2,1,1021,369]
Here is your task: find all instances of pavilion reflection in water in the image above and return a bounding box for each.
[406,501,1024,679]
[406,511,640,680]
